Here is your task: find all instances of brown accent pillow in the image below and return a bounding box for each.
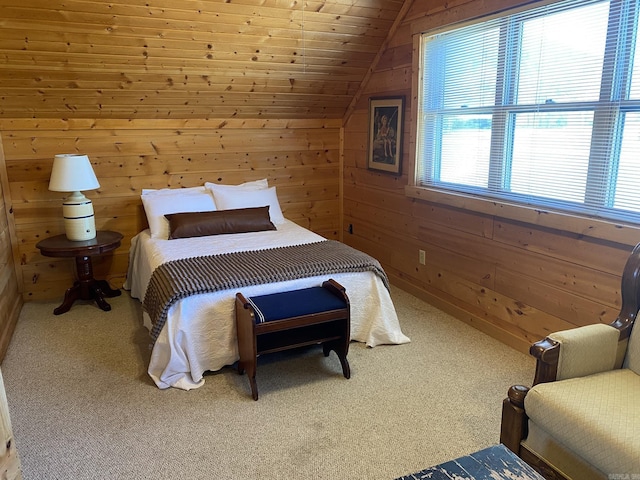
[164,207,276,239]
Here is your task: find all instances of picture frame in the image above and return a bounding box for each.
[367,96,404,175]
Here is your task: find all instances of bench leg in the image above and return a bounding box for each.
[338,353,351,379]
[238,359,259,400]
[245,359,258,400]
[235,294,261,400]
[323,340,351,379]
[249,373,258,401]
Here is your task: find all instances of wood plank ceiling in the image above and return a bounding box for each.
[0,0,405,119]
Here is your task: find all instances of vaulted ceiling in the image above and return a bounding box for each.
[0,0,406,119]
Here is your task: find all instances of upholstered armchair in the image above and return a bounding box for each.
[500,243,640,480]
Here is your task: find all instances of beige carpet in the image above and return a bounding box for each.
[1,286,534,480]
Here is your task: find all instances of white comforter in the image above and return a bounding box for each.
[125,220,410,390]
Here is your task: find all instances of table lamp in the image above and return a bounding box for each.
[48,154,100,241]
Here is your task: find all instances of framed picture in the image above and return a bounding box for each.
[367,96,404,174]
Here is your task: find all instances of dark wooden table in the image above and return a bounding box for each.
[395,444,544,480]
[36,230,123,315]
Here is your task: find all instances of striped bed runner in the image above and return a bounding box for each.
[143,240,390,343]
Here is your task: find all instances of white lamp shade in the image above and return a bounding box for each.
[49,154,100,192]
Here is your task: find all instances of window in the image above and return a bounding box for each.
[416,0,640,223]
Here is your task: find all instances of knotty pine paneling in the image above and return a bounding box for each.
[0,118,341,301]
[493,219,630,275]
[0,0,405,119]
[342,0,639,354]
[0,139,22,363]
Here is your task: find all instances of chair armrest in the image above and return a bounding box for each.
[532,323,620,384]
[530,337,560,385]
[500,385,529,454]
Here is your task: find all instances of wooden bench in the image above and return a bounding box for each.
[235,279,351,400]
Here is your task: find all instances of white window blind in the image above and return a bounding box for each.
[417,0,640,223]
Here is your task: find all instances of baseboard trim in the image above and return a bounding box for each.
[389,273,532,355]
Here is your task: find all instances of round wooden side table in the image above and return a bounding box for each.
[36,230,123,315]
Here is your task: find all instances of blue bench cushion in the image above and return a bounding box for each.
[247,286,347,323]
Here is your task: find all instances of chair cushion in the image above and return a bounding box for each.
[624,320,640,375]
[525,368,640,475]
[247,286,347,323]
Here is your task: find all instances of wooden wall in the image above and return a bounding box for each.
[0,139,22,361]
[0,118,341,302]
[342,0,640,353]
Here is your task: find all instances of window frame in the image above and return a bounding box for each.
[406,0,640,245]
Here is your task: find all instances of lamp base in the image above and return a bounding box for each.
[62,192,96,241]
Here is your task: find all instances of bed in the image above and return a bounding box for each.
[125,181,410,390]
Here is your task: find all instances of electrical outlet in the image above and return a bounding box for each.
[419,249,426,265]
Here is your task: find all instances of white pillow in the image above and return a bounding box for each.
[204,179,268,195]
[141,186,217,239]
[141,186,209,196]
[211,186,285,224]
